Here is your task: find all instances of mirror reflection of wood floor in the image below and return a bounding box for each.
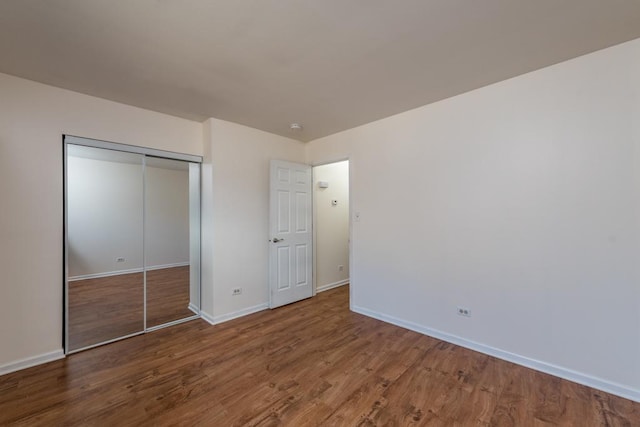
[68,266,194,350]
[3,286,638,425]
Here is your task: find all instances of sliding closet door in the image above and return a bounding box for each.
[145,157,200,328]
[65,136,202,353]
[66,145,145,351]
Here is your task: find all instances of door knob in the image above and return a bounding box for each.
[272,237,284,243]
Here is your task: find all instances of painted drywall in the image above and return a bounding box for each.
[0,71,202,370]
[307,39,640,397]
[201,118,305,321]
[313,161,350,290]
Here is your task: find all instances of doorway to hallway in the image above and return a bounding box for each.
[312,160,350,295]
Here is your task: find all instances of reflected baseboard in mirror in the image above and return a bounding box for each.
[68,266,194,351]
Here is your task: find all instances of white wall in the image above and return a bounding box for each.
[201,118,305,322]
[307,39,640,399]
[313,161,350,291]
[0,72,202,371]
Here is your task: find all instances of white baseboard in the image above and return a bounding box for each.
[188,302,199,315]
[317,279,349,293]
[200,310,215,325]
[352,305,640,403]
[0,349,65,377]
[69,262,190,281]
[200,303,269,326]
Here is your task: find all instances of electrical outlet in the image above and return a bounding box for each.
[116,257,125,263]
[232,288,242,296]
[338,265,344,271]
[457,306,471,317]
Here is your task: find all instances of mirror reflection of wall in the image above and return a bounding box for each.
[65,139,201,353]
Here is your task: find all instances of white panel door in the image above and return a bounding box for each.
[269,160,313,308]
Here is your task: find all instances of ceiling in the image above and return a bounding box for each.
[1,1,640,142]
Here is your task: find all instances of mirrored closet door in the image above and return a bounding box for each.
[64,136,201,353]
[145,157,200,329]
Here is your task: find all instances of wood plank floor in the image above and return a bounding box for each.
[2,286,638,426]
[68,266,194,350]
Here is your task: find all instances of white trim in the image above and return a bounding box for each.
[312,165,318,298]
[317,279,349,293]
[68,262,189,281]
[65,135,202,163]
[0,350,65,377]
[188,303,199,315]
[142,156,147,331]
[351,305,640,403]
[200,303,269,326]
[200,310,216,325]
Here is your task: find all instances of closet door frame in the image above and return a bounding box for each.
[63,135,202,354]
